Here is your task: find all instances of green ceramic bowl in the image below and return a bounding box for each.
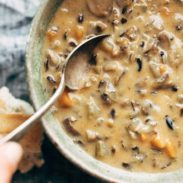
[26,0,183,182]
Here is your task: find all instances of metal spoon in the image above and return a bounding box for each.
[0,34,109,145]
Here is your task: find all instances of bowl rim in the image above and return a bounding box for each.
[26,1,183,183]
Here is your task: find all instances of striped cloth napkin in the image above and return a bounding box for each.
[0,0,40,99]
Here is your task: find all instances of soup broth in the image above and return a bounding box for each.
[42,0,183,172]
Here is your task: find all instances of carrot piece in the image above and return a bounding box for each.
[139,133,147,142]
[159,65,167,75]
[151,135,165,149]
[47,30,57,40]
[58,90,73,107]
[165,140,176,158]
[75,25,84,40]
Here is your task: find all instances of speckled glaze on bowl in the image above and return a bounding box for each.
[26,0,183,182]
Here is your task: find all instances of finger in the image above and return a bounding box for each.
[0,142,23,183]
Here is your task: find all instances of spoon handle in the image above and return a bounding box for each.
[0,75,65,145]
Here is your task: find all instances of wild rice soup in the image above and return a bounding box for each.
[42,0,183,172]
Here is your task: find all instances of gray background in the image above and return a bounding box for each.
[0,0,101,182]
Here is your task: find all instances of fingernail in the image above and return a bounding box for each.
[2,142,23,172]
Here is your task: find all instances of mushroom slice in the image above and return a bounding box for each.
[149,61,172,79]
[125,26,138,41]
[129,118,154,134]
[88,97,101,119]
[87,0,113,17]
[63,117,80,136]
[95,140,110,157]
[176,0,183,3]
[177,94,183,103]
[47,49,64,66]
[158,31,174,49]
[86,130,100,142]
[0,113,30,133]
[149,14,164,31]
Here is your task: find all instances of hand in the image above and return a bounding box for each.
[0,142,23,183]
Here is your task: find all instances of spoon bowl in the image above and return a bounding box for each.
[65,34,109,90]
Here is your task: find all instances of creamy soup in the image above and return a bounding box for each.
[42,0,183,172]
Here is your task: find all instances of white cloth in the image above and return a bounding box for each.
[0,0,40,99]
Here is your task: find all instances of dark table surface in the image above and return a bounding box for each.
[13,136,102,183]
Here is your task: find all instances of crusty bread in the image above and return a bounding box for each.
[0,87,44,173]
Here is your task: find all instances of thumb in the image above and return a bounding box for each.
[0,142,23,183]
